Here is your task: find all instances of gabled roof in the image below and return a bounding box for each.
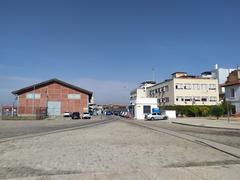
[12,78,93,96]
[222,81,240,87]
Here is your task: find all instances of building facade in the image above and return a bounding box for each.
[201,64,235,96]
[147,72,219,106]
[12,79,93,116]
[223,69,240,115]
[130,81,157,119]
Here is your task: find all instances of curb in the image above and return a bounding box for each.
[172,121,240,131]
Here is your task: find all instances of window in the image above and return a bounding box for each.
[192,84,198,90]
[163,97,169,102]
[210,97,217,102]
[176,96,184,102]
[209,84,216,90]
[197,84,201,90]
[176,83,183,89]
[68,94,81,99]
[143,106,151,114]
[165,85,169,91]
[26,93,41,99]
[201,97,208,102]
[152,113,156,115]
[201,84,208,90]
[184,84,191,90]
[184,96,192,101]
[230,88,235,97]
[193,96,201,101]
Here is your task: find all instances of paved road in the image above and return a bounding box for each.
[135,119,240,149]
[1,116,239,149]
[1,119,240,180]
[0,115,114,139]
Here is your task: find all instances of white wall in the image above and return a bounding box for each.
[225,85,240,113]
[162,110,176,118]
[133,98,158,119]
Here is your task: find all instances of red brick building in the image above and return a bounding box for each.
[12,79,93,116]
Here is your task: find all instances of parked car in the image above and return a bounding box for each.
[71,112,81,119]
[106,111,113,116]
[145,112,168,120]
[63,112,71,117]
[113,111,120,116]
[82,112,91,119]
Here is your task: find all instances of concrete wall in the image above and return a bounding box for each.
[133,98,158,120]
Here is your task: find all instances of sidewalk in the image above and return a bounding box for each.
[171,117,240,130]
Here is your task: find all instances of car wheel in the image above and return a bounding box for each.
[151,117,154,120]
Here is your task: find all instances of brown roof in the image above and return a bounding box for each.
[222,80,240,87]
[12,78,93,96]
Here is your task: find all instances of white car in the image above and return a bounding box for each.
[63,112,71,117]
[145,113,168,120]
[82,112,91,119]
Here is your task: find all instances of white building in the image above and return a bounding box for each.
[130,81,158,119]
[148,72,219,106]
[130,98,158,119]
[223,69,240,115]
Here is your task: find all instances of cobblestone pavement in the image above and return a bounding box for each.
[0,119,240,179]
[136,119,240,148]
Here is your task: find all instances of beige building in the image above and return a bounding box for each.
[147,72,219,106]
[130,81,156,102]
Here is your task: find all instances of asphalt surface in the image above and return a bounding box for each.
[0,116,114,139]
[136,119,240,149]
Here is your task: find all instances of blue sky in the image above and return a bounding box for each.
[0,0,240,104]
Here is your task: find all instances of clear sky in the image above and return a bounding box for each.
[0,0,240,105]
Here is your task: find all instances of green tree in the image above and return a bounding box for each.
[210,106,224,119]
[199,106,210,117]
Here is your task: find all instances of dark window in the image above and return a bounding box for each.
[165,97,169,102]
[143,106,151,114]
[230,88,235,97]
[165,86,169,91]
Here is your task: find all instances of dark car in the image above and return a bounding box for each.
[106,111,113,116]
[113,111,120,116]
[71,112,80,119]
